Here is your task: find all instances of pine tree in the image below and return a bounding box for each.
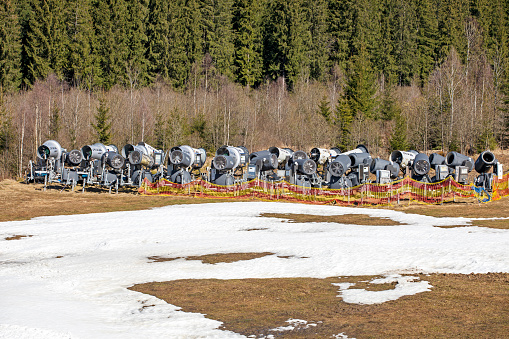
[66,0,98,88]
[93,0,129,89]
[415,0,438,86]
[392,0,417,86]
[328,0,355,70]
[345,43,378,120]
[126,0,149,87]
[167,0,203,88]
[0,0,22,92]
[206,0,235,80]
[336,95,354,150]
[232,0,263,87]
[20,0,67,86]
[92,98,112,144]
[305,0,329,81]
[263,0,311,85]
[317,95,333,124]
[389,111,408,151]
[146,0,170,80]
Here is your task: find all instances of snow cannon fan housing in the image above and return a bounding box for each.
[412,153,431,176]
[445,151,474,172]
[370,158,400,178]
[474,150,496,173]
[37,140,64,160]
[390,150,418,169]
[169,145,206,169]
[213,145,249,171]
[101,151,125,170]
[294,158,317,176]
[64,150,84,166]
[249,150,278,171]
[82,143,117,161]
[121,144,154,168]
[340,145,369,156]
[137,142,164,167]
[309,148,341,165]
[429,153,446,168]
[269,146,294,165]
[328,154,352,177]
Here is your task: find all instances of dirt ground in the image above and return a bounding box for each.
[2,179,509,338]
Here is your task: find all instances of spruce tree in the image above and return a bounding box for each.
[0,0,22,92]
[345,43,378,120]
[317,95,332,124]
[92,98,112,144]
[263,0,311,85]
[305,0,329,81]
[146,0,170,80]
[232,0,263,87]
[415,0,438,86]
[66,0,98,88]
[93,0,129,89]
[206,0,235,80]
[389,111,408,151]
[336,95,354,150]
[126,0,149,87]
[328,0,355,70]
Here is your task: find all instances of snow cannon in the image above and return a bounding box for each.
[37,140,63,160]
[474,150,496,173]
[309,147,342,165]
[445,151,474,172]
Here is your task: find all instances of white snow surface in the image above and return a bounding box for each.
[334,274,433,305]
[1,201,508,338]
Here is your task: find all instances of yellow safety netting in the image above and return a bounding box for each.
[139,174,509,205]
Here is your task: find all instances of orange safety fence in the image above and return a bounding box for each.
[139,173,509,205]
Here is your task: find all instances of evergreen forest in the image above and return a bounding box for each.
[0,0,508,177]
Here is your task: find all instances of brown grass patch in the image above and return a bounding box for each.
[5,234,33,241]
[260,213,405,226]
[0,179,248,222]
[436,218,509,229]
[130,273,509,338]
[391,197,509,220]
[148,252,275,264]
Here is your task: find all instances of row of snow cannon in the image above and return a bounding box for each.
[26,139,503,192]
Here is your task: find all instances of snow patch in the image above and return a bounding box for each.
[334,274,432,304]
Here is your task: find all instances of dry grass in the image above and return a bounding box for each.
[260,213,405,226]
[148,252,276,264]
[0,179,245,222]
[130,273,509,338]
[4,234,33,241]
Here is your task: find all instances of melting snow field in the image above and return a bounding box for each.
[1,201,509,338]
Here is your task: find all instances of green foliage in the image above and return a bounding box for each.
[232,0,263,87]
[335,95,354,150]
[263,0,311,85]
[66,0,98,88]
[389,111,408,151]
[0,0,22,91]
[475,126,497,153]
[92,97,112,144]
[345,44,378,120]
[317,95,332,124]
[0,92,11,152]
